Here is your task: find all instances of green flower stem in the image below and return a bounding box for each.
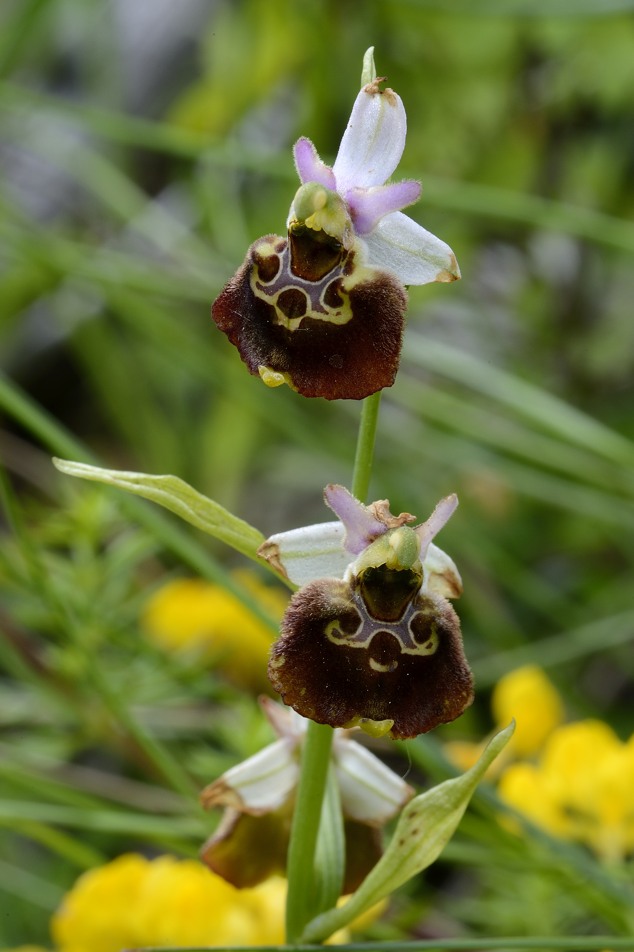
[285,390,384,942]
[285,720,335,942]
[122,938,634,952]
[351,390,383,502]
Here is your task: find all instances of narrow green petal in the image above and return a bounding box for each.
[361,47,376,86]
[313,764,346,917]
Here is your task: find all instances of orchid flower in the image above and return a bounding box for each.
[259,485,473,740]
[200,696,413,889]
[212,49,459,401]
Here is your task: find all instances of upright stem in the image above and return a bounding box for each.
[285,720,335,942]
[351,390,383,501]
[285,389,384,942]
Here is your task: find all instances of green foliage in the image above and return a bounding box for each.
[1,0,634,947]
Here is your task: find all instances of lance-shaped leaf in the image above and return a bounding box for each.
[301,721,515,944]
[52,459,264,560]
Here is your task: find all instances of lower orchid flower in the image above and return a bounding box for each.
[259,485,473,739]
[211,49,459,401]
[200,696,413,890]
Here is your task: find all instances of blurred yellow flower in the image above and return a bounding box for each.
[51,854,287,951]
[444,738,488,774]
[491,664,564,757]
[50,854,382,950]
[446,665,564,774]
[498,721,634,863]
[141,570,288,690]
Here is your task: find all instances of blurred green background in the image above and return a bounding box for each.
[1,0,634,946]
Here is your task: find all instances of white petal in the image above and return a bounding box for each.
[200,739,298,814]
[333,738,414,826]
[333,84,407,192]
[423,542,463,599]
[363,211,460,285]
[258,521,350,586]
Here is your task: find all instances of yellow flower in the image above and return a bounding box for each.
[497,761,570,839]
[444,738,489,774]
[498,721,634,863]
[141,570,288,690]
[446,665,564,775]
[50,854,382,951]
[51,854,148,952]
[51,854,288,951]
[446,665,633,863]
[491,664,564,757]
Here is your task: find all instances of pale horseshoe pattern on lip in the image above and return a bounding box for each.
[324,592,440,666]
[250,236,355,331]
[211,228,407,400]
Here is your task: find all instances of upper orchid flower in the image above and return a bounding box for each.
[290,71,459,288]
[259,485,473,739]
[212,49,460,401]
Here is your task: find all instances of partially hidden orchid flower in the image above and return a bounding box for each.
[212,50,459,401]
[259,485,473,740]
[200,696,413,890]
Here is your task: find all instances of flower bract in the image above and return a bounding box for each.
[212,53,459,400]
[260,485,473,739]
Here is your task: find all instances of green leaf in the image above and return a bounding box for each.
[52,459,265,560]
[301,722,515,944]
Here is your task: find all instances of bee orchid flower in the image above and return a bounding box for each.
[212,52,459,401]
[259,485,473,740]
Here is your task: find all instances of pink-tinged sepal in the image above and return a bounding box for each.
[258,485,462,595]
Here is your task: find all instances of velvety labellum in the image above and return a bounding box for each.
[211,229,407,400]
[268,575,474,739]
[324,595,440,673]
